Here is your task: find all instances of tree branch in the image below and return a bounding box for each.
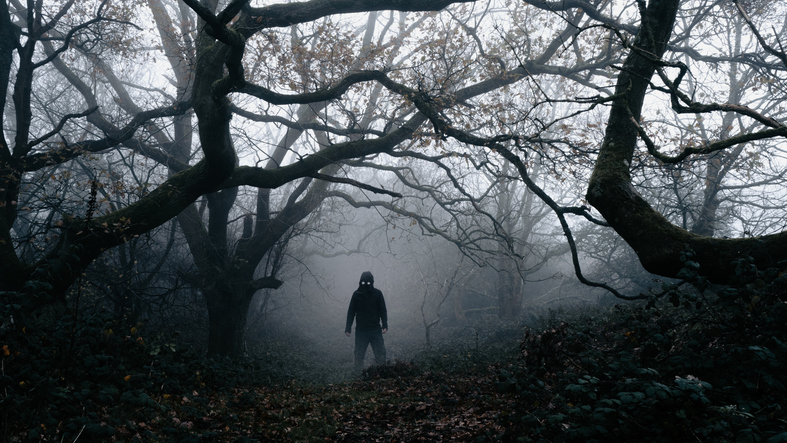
[237,70,385,104]
[733,0,787,69]
[26,106,98,149]
[230,104,386,138]
[631,113,787,164]
[21,101,192,171]
[309,172,402,198]
[252,276,283,290]
[243,0,475,32]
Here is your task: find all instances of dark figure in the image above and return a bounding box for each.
[345,271,388,373]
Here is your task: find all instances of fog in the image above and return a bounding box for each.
[242,203,646,382]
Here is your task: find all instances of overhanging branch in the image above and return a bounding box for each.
[309,172,403,198]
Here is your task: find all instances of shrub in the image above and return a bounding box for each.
[0,291,264,441]
[506,254,787,442]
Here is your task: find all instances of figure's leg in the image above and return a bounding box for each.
[354,330,370,374]
[370,329,386,365]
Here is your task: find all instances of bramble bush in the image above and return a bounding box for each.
[505,252,787,442]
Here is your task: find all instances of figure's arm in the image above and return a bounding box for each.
[345,294,357,334]
[379,292,388,331]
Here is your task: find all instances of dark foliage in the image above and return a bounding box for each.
[0,292,262,442]
[4,253,787,442]
[505,253,787,442]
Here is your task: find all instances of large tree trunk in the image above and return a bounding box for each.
[586,0,787,283]
[497,268,523,320]
[205,284,254,358]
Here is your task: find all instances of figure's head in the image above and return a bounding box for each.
[359,271,374,289]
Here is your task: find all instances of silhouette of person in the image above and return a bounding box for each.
[345,271,387,373]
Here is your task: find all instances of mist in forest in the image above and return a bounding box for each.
[240,205,643,382]
[6,0,787,439]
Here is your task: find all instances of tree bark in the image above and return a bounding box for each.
[586,0,787,283]
[205,283,255,358]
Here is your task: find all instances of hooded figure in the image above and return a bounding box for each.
[345,271,388,373]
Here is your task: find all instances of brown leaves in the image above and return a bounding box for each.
[6,348,511,441]
[333,369,507,441]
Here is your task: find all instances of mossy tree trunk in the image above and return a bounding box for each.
[586,0,787,283]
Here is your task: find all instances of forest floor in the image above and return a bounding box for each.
[117,360,514,442]
[5,284,787,442]
[1,313,523,442]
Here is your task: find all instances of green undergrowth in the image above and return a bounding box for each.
[3,253,786,442]
[0,297,264,442]
[0,290,518,441]
[413,340,519,379]
[504,253,787,442]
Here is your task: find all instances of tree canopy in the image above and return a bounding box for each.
[3,0,787,355]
